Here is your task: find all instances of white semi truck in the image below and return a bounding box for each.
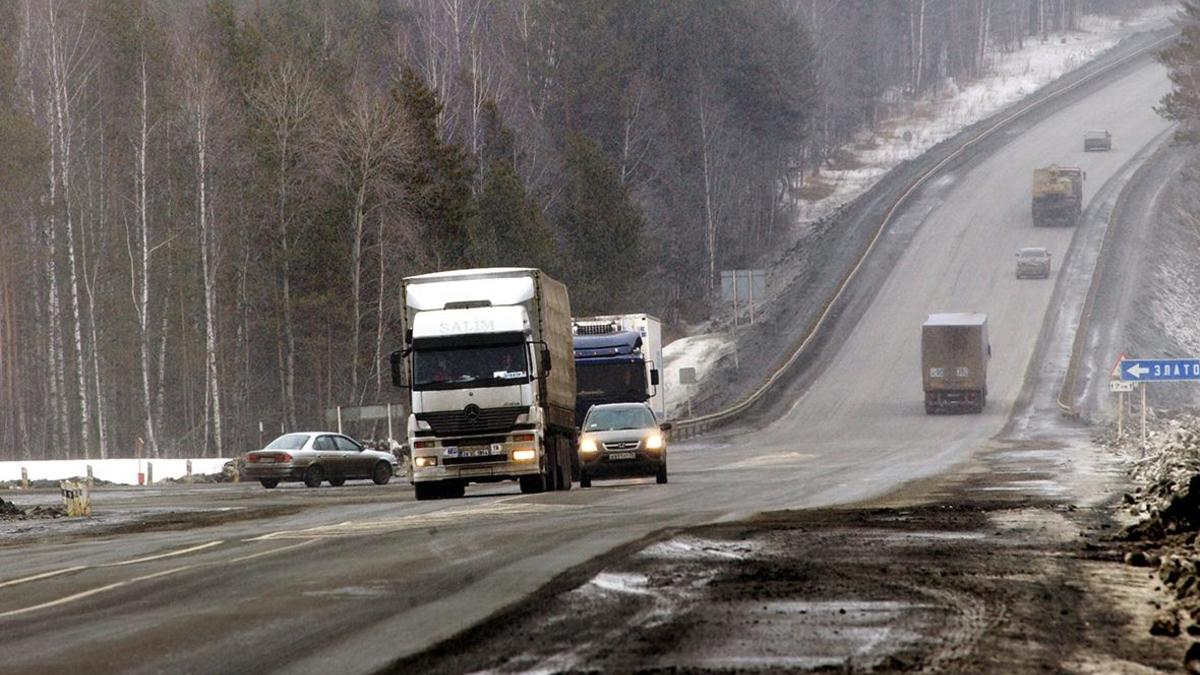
[390,268,577,500]
[571,314,664,423]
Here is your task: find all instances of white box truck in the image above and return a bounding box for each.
[390,268,577,499]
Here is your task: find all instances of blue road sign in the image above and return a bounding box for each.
[1119,358,1200,382]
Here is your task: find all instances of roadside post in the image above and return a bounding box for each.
[146,462,153,486]
[680,367,697,420]
[1116,357,1200,447]
[186,459,193,484]
[59,480,91,517]
[337,406,344,434]
[86,464,93,489]
[20,467,28,489]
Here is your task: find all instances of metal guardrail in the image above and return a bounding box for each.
[675,32,1177,441]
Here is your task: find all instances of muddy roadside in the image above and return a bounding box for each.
[390,432,1192,673]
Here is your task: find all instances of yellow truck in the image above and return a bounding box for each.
[1031,165,1084,227]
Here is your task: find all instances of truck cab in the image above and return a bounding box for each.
[571,314,664,425]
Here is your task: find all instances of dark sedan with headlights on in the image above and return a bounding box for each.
[242,432,398,489]
[577,403,670,488]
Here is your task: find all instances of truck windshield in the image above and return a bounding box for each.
[577,362,647,401]
[412,343,530,390]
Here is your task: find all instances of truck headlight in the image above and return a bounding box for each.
[512,448,536,462]
[645,434,664,450]
[580,438,598,454]
[414,456,438,467]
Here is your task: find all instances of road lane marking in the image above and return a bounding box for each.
[229,539,317,563]
[246,502,583,541]
[0,565,195,620]
[0,541,224,591]
[100,540,224,567]
[0,566,88,589]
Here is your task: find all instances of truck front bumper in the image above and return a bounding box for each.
[409,435,543,483]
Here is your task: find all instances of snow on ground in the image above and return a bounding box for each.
[0,458,230,485]
[664,332,735,418]
[663,5,1175,420]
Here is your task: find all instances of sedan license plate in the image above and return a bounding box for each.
[608,451,636,460]
[257,457,275,464]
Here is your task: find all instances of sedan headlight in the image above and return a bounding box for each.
[580,438,599,454]
[645,434,665,450]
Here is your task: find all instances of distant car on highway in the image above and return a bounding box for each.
[577,402,670,488]
[1083,129,1111,151]
[242,432,398,489]
[1015,247,1052,279]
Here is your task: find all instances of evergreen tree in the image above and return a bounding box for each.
[556,136,645,314]
[393,65,476,269]
[1158,1,1200,143]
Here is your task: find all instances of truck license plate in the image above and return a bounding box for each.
[608,452,636,460]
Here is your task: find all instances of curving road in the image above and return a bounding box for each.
[0,58,1172,674]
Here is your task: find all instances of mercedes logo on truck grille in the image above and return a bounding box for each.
[463,404,481,424]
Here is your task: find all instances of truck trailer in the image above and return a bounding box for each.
[571,314,664,425]
[390,268,577,499]
[1031,165,1084,227]
[922,313,990,414]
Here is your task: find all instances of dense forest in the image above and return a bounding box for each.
[0,0,1164,459]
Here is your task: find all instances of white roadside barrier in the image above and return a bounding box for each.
[0,458,231,487]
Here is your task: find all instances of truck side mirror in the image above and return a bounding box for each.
[650,369,660,386]
[541,347,552,373]
[389,349,409,388]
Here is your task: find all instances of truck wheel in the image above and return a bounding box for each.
[443,481,466,499]
[556,437,572,491]
[519,474,546,494]
[260,479,278,489]
[580,472,592,488]
[303,465,324,488]
[414,482,441,501]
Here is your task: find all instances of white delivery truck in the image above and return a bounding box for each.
[571,314,664,424]
[390,268,577,500]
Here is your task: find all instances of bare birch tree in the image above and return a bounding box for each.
[246,57,320,429]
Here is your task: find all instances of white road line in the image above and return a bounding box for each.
[0,566,87,589]
[0,565,195,620]
[229,540,317,563]
[100,540,224,567]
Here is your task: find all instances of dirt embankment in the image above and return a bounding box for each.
[1106,413,1200,670]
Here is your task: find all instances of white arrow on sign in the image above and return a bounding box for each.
[1125,363,1149,379]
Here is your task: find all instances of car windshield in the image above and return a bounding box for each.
[1019,249,1046,258]
[265,433,309,450]
[585,406,656,431]
[412,343,529,390]
[577,362,647,401]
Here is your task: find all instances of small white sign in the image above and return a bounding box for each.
[1110,381,1134,393]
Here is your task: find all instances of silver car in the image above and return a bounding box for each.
[242,432,398,489]
[577,403,670,488]
[1084,129,1111,151]
[1016,247,1052,279]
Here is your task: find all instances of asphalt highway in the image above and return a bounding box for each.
[0,58,1172,675]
